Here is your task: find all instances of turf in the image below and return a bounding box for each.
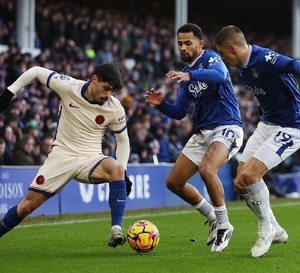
[1,199,299,273]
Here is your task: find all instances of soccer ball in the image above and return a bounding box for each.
[127,220,160,252]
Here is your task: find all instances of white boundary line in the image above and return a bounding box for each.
[17,201,300,229]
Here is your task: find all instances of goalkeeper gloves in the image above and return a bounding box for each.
[0,88,14,113]
[124,170,132,196]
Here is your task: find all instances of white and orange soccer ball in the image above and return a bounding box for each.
[127,220,160,252]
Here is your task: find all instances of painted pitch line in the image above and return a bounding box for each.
[17,201,300,229]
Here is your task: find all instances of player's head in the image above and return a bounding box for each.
[90,63,123,105]
[214,25,248,67]
[177,23,204,64]
[94,63,123,92]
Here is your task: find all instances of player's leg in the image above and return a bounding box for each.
[234,164,288,244]
[199,141,234,252]
[238,156,276,257]
[0,191,49,238]
[199,125,243,252]
[90,157,127,248]
[166,152,217,246]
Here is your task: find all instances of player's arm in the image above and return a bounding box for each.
[145,87,191,120]
[111,107,130,169]
[114,126,130,169]
[260,51,300,75]
[189,57,228,83]
[114,123,132,196]
[275,56,300,74]
[0,66,56,112]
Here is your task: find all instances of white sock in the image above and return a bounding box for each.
[242,192,282,233]
[214,205,230,228]
[247,179,272,233]
[194,198,216,222]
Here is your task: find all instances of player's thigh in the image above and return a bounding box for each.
[30,147,76,195]
[200,141,230,173]
[243,123,300,170]
[89,157,124,183]
[210,125,243,161]
[76,155,124,184]
[167,153,198,186]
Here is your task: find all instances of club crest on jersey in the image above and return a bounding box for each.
[189,81,208,97]
[264,52,278,64]
[95,115,105,124]
[208,56,219,65]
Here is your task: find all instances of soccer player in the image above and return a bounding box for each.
[214,25,299,257]
[0,63,132,248]
[145,23,243,252]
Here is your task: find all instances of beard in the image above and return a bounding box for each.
[180,52,196,63]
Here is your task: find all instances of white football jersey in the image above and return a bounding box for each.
[8,66,129,167]
[49,73,126,154]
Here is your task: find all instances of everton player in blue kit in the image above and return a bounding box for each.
[145,23,243,252]
[215,25,300,257]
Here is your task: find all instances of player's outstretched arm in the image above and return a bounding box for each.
[7,66,55,95]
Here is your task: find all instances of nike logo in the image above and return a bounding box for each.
[116,199,126,202]
[69,103,80,108]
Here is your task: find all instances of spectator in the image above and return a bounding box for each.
[39,135,53,164]
[0,137,9,165]
[9,134,35,165]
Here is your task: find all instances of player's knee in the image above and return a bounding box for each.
[199,164,215,182]
[166,176,178,192]
[234,177,245,193]
[111,163,125,180]
[240,168,258,185]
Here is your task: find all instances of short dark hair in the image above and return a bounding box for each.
[215,25,247,47]
[177,23,203,40]
[94,63,123,91]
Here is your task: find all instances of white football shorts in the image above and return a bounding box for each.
[182,125,243,166]
[29,145,109,195]
[241,121,300,170]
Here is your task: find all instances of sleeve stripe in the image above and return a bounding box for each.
[113,125,127,134]
[46,72,58,88]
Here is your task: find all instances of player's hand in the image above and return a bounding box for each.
[0,88,14,113]
[145,88,164,105]
[166,71,190,82]
[125,170,132,196]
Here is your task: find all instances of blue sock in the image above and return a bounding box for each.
[109,180,126,227]
[0,205,24,238]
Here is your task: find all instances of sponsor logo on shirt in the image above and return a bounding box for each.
[189,81,208,97]
[245,85,266,96]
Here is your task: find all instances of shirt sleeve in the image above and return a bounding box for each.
[189,56,227,83]
[7,66,55,94]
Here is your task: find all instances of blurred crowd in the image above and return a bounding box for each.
[0,0,299,181]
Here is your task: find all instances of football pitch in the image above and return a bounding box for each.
[1,199,299,273]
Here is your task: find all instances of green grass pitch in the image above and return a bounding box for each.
[1,199,299,273]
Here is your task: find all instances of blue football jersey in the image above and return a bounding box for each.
[240,45,300,128]
[157,50,242,131]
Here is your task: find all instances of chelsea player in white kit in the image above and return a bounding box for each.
[146,23,244,252]
[215,25,300,257]
[0,63,132,248]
